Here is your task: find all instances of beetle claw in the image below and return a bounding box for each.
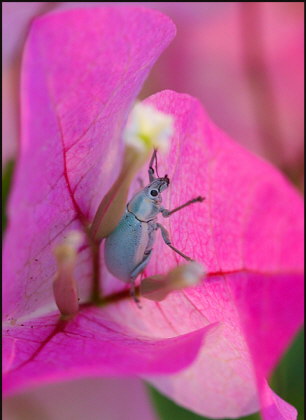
[130,284,142,309]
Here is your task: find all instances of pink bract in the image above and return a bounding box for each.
[3,7,304,420]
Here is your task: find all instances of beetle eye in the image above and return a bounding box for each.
[150,190,158,197]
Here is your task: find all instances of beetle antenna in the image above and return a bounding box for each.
[149,149,156,172]
[148,149,160,181]
[154,150,160,178]
[148,149,157,182]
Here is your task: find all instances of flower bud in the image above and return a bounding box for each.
[90,103,173,240]
[53,231,83,319]
[140,262,205,302]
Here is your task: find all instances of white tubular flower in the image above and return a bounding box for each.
[124,103,173,154]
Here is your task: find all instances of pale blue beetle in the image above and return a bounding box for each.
[104,150,204,303]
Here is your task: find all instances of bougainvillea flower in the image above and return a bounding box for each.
[3,7,304,420]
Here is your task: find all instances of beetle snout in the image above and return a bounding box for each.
[164,174,170,186]
[157,175,170,192]
[160,174,170,186]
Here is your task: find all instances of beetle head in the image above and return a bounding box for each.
[147,175,170,200]
[128,175,169,221]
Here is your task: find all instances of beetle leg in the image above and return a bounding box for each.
[161,196,205,218]
[129,281,141,308]
[130,250,153,279]
[129,250,153,307]
[157,223,193,261]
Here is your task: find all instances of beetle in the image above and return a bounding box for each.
[104,150,204,303]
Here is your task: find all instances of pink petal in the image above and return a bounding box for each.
[260,379,297,420]
[3,6,176,319]
[2,2,61,166]
[3,309,214,396]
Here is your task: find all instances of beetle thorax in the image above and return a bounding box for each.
[127,191,160,222]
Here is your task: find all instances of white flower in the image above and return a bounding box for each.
[124,102,174,154]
